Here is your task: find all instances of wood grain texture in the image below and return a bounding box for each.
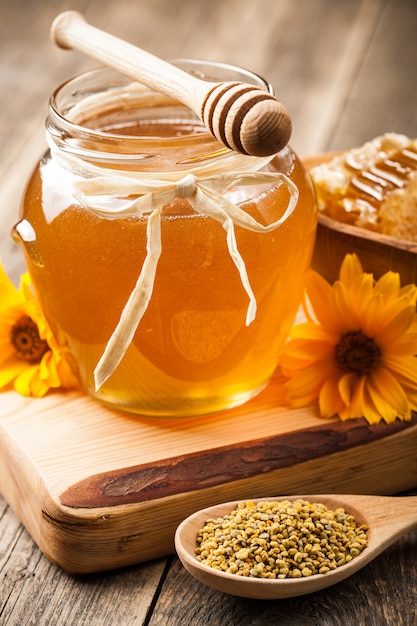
[1,381,416,573]
[326,0,417,152]
[314,213,417,285]
[147,539,417,626]
[0,526,167,626]
[59,414,414,508]
[1,0,417,623]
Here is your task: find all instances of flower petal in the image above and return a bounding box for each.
[348,273,374,313]
[282,338,334,362]
[367,367,411,421]
[376,304,416,345]
[384,332,417,357]
[401,385,417,411]
[284,359,333,403]
[375,271,401,303]
[56,357,79,389]
[289,322,336,342]
[339,253,363,287]
[319,375,345,418]
[338,376,382,423]
[347,375,367,418]
[331,282,358,332]
[358,293,385,336]
[384,355,417,389]
[0,357,28,389]
[0,261,23,301]
[338,373,359,406]
[305,271,336,328]
[399,283,417,304]
[14,365,51,398]
[360,391,386,425]
[13,365,39,396]
[0,340,17,364]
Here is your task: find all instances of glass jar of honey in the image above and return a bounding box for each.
[14,61,317,416]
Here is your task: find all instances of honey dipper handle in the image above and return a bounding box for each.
[51,11,292,157]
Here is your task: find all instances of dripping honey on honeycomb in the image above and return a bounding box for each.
[310,133,417,241]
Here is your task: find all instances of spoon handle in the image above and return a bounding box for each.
[340,494,417,549]
[374,495,417,535]
[51,11,292,157]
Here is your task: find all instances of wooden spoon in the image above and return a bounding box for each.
[174,493,417,599]
[51,11,292,157]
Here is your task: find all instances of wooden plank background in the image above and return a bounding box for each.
[1,0,417,624]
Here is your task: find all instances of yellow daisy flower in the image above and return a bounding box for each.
[0,262,79,397]
[280,254,417,424]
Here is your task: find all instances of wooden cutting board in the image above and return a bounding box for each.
[1,377,416,574]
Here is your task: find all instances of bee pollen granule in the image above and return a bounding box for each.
[195,499,368,578]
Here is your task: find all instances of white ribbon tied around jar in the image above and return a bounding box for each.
[71,167,299,389]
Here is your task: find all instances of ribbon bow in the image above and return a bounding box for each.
[73,169,299,389]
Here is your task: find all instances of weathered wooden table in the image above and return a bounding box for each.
[1,0,417,624]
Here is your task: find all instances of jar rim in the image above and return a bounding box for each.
[48,67,202,144]
[48,60,273,142]
[46,60,275,169]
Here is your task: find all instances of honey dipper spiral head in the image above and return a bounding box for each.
[51,12,291,157]
[201,82,292,157]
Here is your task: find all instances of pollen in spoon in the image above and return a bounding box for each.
[195,499,368,578]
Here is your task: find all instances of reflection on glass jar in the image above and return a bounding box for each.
[14,62,317,416]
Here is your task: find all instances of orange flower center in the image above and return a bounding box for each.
[334,331,382,375]
[10,316,49,363]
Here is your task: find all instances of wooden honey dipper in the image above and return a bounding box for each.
[51,11,292,157]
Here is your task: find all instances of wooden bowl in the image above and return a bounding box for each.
[303,155,417,286]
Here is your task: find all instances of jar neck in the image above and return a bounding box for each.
[46,65,273,177]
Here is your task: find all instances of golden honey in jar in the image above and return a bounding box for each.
[14,62,317,416]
